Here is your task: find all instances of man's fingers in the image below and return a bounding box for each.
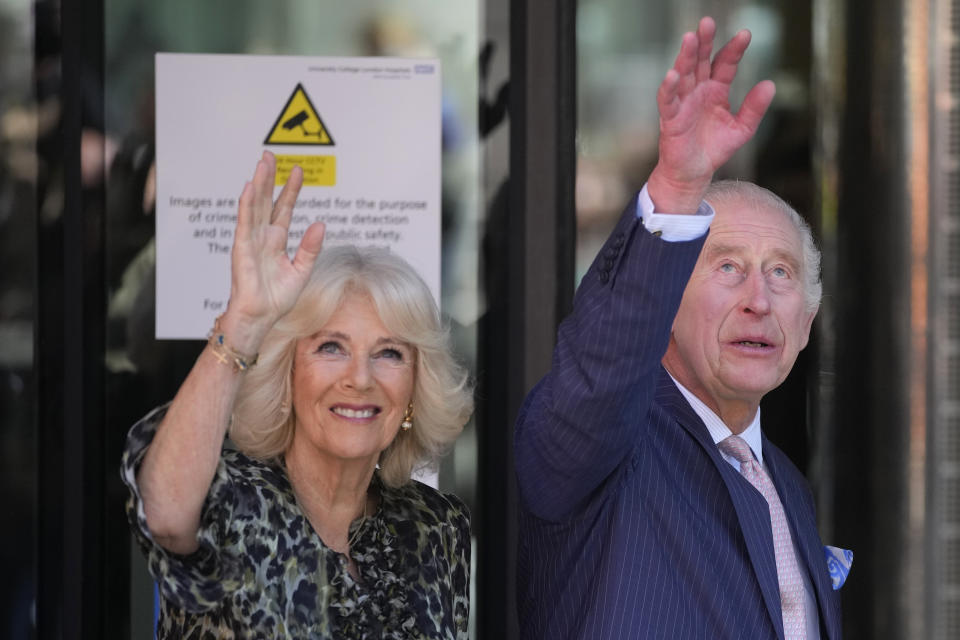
[670,32,699,99]
[657,69,682,120]
[694,17,716,83]
[734,79,776,135]
[271,165,303,228]
[710,29,752,86]
[670,32,698,75]
[292,221,326,273]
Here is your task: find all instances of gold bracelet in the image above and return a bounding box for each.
[207,314,259,372]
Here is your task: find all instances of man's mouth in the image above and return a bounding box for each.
[736,340,770,348]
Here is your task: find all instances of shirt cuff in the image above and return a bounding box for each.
[635,183,714,241]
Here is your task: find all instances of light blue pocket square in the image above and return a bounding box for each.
[824,545,853,590]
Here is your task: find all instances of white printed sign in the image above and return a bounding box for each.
[155,53,441,339]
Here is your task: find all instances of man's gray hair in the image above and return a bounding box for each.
[705,180,822,313]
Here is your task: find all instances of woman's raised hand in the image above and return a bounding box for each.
[139,151,324,553]
[224,151,326,347]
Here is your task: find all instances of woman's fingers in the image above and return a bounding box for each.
[234,152,276,243]
[292,221,326,275]
[235,180,254,241]
[252,152,276,226]
[235,153,306,245]
[271,165,303,228]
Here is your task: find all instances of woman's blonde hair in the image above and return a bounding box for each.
[230,246,474,487]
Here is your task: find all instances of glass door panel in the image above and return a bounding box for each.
[104,2,484,636]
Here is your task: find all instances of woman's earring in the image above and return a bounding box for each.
[401,402,414,431]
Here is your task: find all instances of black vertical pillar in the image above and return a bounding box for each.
[476,0,576,637]
[831,0,912,638]
[36,0,108,636]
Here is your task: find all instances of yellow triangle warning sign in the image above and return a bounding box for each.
[264,83,335,146]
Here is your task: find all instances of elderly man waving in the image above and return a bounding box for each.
[515,16,846,640]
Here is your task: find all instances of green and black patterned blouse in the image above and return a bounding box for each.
[121,405,471,639]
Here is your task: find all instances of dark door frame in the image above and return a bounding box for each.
[36,0,111,637]
[475,0,576,637]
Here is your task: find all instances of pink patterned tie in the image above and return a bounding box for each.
[719,435,807,639]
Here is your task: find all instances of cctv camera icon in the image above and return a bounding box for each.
[282,110,323,138]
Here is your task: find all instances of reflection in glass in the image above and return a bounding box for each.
[0,0,37,636]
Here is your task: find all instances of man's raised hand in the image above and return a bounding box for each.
[647,17,775,213]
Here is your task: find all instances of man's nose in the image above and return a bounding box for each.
[741,271,772,315]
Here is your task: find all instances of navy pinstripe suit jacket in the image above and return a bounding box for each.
[515,200,843,639]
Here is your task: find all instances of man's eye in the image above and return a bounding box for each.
[719,262,736,273]
[771,266,788,278]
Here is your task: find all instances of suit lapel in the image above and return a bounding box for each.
[656,371,786,639]
[764,441,842,640]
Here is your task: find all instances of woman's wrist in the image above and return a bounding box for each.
[214,306,275,357]
[207,314,261,372]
